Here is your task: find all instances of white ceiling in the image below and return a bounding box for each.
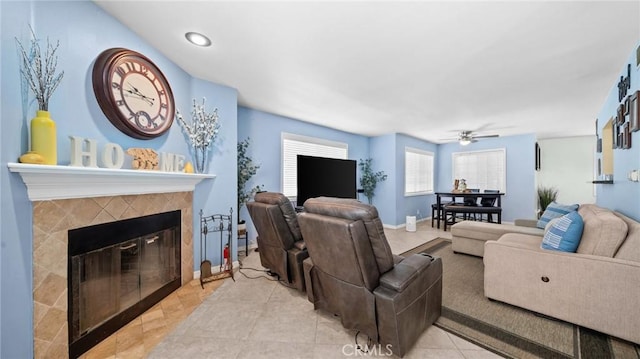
[95,1,639,143]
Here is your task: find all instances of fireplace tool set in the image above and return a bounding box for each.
[199,208,235,288]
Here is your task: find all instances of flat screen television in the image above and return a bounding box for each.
[296,155,357,206]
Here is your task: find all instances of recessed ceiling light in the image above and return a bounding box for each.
[185,32,211,47]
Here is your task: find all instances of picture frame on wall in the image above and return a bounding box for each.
[625,96,631,115]
[617,105,624,124]
[616,103,624,125]
[616,123,623,148]
[623,122,631,149]
[631,92,639,132]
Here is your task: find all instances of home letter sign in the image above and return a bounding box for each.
[69,136,99,168]
[102,142,125,169]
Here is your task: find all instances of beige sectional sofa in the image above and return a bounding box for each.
[450,220,544,257]
[451,204,640,345]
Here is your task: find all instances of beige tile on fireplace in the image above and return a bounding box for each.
[32,192,194,359]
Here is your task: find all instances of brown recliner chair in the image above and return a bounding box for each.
[246,192,308,291]
[299,197,442,357]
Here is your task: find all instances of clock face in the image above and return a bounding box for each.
[93,48,175,139]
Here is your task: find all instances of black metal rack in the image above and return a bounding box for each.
[199,208,235,288]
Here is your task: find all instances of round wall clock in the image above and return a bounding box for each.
[92,48,175,139]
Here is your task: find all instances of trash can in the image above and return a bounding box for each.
[406,215,417,232]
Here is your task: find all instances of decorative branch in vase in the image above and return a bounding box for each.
[16,27,64,165]
[175,98,220,173]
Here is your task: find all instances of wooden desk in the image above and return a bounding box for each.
[434,192,504,229]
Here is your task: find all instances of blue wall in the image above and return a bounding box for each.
[395,134,439,225]
[237,106,370,238]
[367,133,440,226]
[596,42,640,220]
[436,134,538,222]
[239,105,538,227]
[369,134,397,223]
[1,2,237,357]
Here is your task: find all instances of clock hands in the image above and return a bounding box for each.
[124,91,154,106]
[126,83,155,106]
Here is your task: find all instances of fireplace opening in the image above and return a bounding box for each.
[67,210,181,358]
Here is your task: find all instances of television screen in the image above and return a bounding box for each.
[296,155,357,206]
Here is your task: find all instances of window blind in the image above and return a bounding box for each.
[282,133,348,197]
[452,149,506,193]
[405,147,434,195]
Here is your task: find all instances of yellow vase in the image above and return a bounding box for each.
[31,110,57,165]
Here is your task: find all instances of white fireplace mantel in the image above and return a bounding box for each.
[8,163,216,201]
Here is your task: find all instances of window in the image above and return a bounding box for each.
[452,149,506,193]
[405,147,434,196]
[282,133,348,198]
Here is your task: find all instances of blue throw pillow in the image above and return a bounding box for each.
[541,211,584,252]
[537,202,579,229]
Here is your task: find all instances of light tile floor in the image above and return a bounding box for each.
[84,219,500,359]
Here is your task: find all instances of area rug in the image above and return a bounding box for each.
[402,238,640,359]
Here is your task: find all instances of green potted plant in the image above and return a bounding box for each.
[359,158,387,204]
[237,138,263,229]
[537,186,558,216]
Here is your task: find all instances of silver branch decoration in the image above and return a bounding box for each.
[15,27,64,111]
[175,98,221,173]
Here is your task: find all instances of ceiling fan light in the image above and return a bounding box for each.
[460,139,471,146]
[185,32,212,47]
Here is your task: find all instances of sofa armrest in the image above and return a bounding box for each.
[484,238,640,344]
[514,219,538,228]
[379,253,435,292]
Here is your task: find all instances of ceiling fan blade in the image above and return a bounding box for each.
[472,134,499,139]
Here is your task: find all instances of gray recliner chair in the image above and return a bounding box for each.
[298,197,442,357]
[246,192,308,291]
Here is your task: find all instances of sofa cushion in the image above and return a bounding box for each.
[544,217,559,233]
[612,211,640,262]
[537,202,579,229]
[451,221,544,242]
[541,211,584,252]
[576,204,628,257]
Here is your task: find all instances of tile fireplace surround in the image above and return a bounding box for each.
[9,163,215,358]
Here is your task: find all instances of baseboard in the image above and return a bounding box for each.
[383,217,429,230]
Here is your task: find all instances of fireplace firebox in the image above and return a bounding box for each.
[67,210,181,358]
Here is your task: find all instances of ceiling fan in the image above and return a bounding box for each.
[453,130,499,145]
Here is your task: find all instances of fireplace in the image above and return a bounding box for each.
[8,164,210,358]
[67,210,181,358]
